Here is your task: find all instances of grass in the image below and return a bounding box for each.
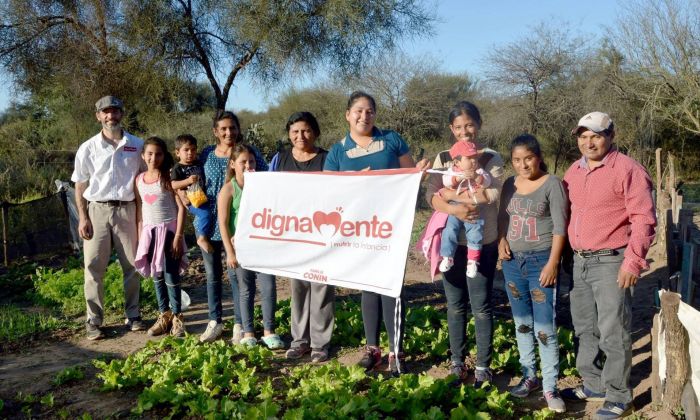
[0,305,64,342]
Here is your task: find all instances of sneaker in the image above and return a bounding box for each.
[240,336,258,347]
[86,322,104,340]
[544,391,566,413]
[357,345,382,370]
[199,320,223,343]
[261,334,285,350]
[231,323,244,345]
[311,349,329,363]
[285,346,311,360]
[596,401,633,419]
[466,260,479,278]
[561,385,606,402]
[126,317,146,331]
[170,313,186,337]
[439,257,454,272]
[388,352,405,377]
[510,376,541,398]
[474,368,492,389]
[448,363,469,387]
[147,310,173,336]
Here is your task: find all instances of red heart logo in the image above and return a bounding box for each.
[143,193,158,205]
[312,211,341,236]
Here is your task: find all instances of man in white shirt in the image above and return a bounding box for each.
[71,96,145,340]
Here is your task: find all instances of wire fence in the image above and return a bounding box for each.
[1,182,78,264]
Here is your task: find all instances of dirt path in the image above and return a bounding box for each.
[0,242,673,418]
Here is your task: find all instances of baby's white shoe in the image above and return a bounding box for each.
[439,257,454,272]
[466,260,479,278]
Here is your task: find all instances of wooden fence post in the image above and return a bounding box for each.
[1,202,7,266]
[660,292,690,413]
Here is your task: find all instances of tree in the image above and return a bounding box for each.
[610,0,700,135]
[345,54,477,145]
[1,0,436,114]
[483,24,585,135]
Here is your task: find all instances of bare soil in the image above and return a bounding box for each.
[0,238,678,418]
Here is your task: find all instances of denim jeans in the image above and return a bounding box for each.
[502,249,559,392]
[153,240,183,314]
[236,267,276,333]
[202,240,241,324]
[442,241,497,368]
[187,202,213,238]
[440,215,484,257]
[570,250,633,404]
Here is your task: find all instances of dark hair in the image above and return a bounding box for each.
[448,101,482,127]
[510,134,548,173]
[174,134,197,150]
[143,136,175,191]
[212,110,243,144]
[225,143,256,183]
[347,91,376,112]
[285,111,321,138]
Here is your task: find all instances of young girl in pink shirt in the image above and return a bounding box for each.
[134,137,188,337]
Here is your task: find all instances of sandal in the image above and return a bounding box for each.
[261,334,285,350]
[239,336,258,347]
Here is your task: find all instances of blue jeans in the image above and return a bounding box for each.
[188,202,213,238]
[153,231,183,314]
[440,216,484,257]
[237,268,277,333]
[202,240,241,324]
[442,241,497,368]
[502,249,559,393]
[570,250,632,404]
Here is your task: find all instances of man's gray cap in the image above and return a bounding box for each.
[95,96,124,112]
[571,111,613,135]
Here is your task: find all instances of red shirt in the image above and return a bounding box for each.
[563,148,656,276]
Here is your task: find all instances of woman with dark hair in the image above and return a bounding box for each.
[425,101,504,387]
[497,134,568,413]
[324,91,430,376]
[199,111,269,344]
[269,111,334,362]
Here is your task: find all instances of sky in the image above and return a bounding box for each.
[0,0,621,114]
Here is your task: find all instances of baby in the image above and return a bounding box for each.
[438,141,491,278]
[171,134,213,253]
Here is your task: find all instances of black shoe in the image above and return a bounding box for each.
[357,346,382,370]
[126,317,146,331]
[448,363,468,387]
[86,323,104,340]
[474,368,492,389]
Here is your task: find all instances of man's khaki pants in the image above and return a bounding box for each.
[84,201,140,325]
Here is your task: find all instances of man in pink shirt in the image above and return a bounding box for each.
[560,112,656,420]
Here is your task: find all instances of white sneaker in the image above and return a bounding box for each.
[199,320,223,343]
[231,323,244,344]
[466,260,478,278]
[438,257,454,272]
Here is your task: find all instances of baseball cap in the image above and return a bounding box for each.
[95,96,124,112]
[572,112,613,135]
[449,141,478,159]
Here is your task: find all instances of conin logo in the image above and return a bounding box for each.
[249,207,393,246]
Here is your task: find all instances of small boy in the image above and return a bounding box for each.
[438,141,491,278]
[171,134,213,253]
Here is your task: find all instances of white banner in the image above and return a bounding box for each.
[235,169,422,298]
